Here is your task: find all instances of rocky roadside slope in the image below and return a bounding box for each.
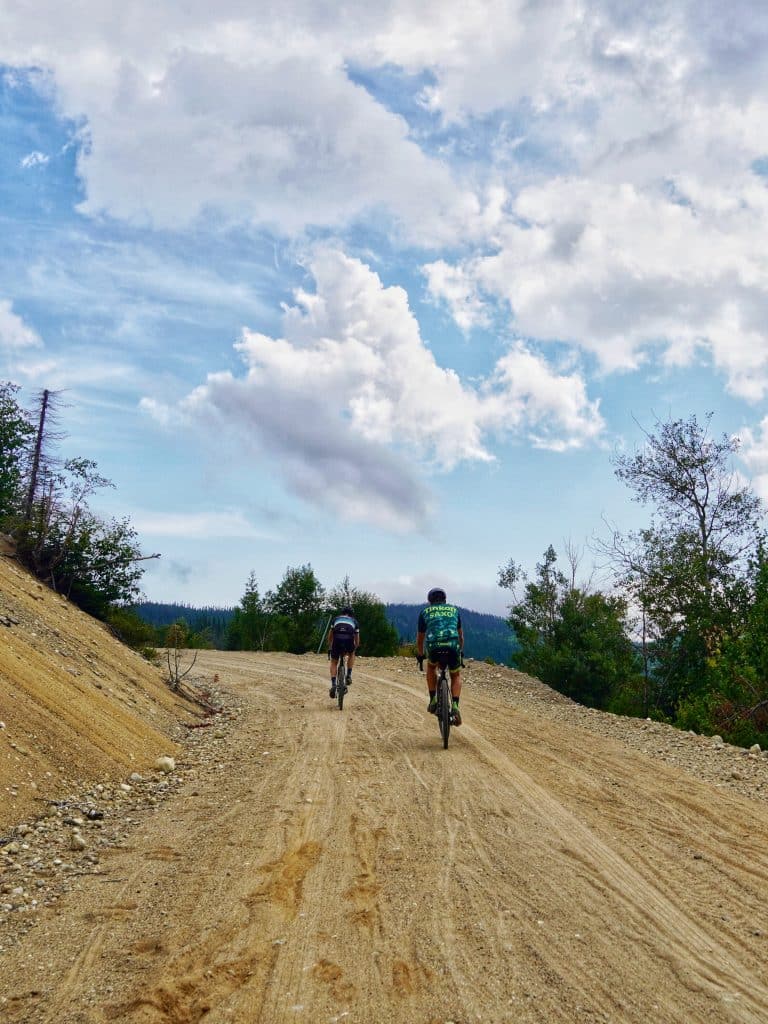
[0,550,238,953]
[0,552,194,830]
[0,677,242,956]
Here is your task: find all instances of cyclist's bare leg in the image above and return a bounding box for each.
[450,670,461,699]
[347,651,356,671]
[329,657,339,679]
[426,662,437,692]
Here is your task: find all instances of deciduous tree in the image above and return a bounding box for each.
[0,381,34,522]
[604,414,764,715]
[499,546,639,710]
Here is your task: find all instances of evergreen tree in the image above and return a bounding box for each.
[227,571,272,650]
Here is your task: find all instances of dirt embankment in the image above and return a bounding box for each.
[0,553,193,830]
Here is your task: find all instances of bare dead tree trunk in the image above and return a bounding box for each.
[24,388,49,523]
[641,604,650,718]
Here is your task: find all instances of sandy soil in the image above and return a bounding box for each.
[0,555,192,830]
[2,649,768,1024]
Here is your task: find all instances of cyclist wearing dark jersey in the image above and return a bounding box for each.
[328,606,360,698]
[416,587,464,725]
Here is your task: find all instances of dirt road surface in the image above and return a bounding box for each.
[2,651,768,1024]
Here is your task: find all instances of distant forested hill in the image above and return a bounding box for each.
[385,604,517,665]
[135,602,235,648]
[135,600,517,664]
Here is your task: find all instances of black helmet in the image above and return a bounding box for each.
[427,587,446,604]
[342,606,354,616]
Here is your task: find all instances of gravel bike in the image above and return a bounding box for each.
[336,652,349,711]
[434,656,455,748]
[419,654,454,748]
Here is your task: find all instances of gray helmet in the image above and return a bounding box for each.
[427,587,447,604]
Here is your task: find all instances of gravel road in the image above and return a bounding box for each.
[2,651,768,1024]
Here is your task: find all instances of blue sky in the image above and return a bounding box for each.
[2,2,768,615]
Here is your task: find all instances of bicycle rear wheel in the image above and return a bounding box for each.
[438,671,451,748]
[337,660,346,711]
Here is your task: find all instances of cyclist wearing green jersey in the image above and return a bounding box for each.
[416,587,464,725]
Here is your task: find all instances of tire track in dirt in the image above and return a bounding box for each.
[4,653,768,1024]
[117,661,351,1024]
[240,658,439,1023]
[28,660,328,1024]
[472,697,768,1000]
[363,667,768,1023]
[60,676,300,1022]
[460,721,768,1023]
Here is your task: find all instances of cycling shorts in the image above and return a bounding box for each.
[331,636,356,659]
[427,644,461,672]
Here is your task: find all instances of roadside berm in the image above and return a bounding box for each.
[0,553,195,830]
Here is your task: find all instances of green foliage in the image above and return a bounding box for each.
[53,515,145,617]
[165,621,189,649]
[0,381,34,523]
[326,576,399,657]
[135,602,234,648]
[105,605,158,652]
[674,546,768,747]
[1,383,155,623]
[226,571,272,650]
[16,503,145,619]
[224,570,399,657]
[159,618,213,651]
[501,546,641,710]
[264,563,325,654]
[608,413,766,728]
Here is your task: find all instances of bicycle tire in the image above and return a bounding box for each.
[438,670,451,748]
[337,660,346,711]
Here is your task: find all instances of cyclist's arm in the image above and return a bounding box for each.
[458,626,464,651]
[354,628,360,650]
[416,609,427,657]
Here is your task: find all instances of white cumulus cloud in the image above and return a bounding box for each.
[739,417,768,503]
[143,249,603,529]
[0,300,42,350]
[427,175,768,399]
[0,5,487,244]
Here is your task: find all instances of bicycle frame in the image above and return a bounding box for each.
[435,661,452,748]
[336,652,348,711]
[419,652,456,747]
